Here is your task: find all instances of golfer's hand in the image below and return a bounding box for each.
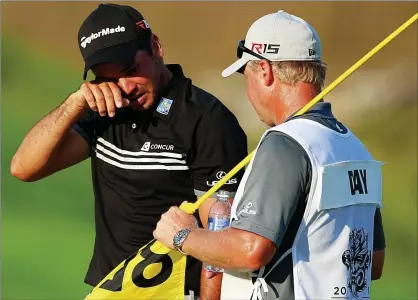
[205,270,220,279]
[72,81,130,117]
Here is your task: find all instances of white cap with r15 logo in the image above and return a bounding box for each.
[222,10,322,77]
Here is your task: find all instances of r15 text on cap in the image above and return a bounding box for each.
[252,43,280,55]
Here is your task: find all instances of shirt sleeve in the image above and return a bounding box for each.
[373,208,386,250]
[72,109,102,155]
[230,131,311,247]
[189,100,248,198]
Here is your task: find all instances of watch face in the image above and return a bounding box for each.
[174,229,190,247]
[173,233,181,246]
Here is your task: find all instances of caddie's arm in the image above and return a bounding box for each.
[155,132,307,271]
[371,208,386,280]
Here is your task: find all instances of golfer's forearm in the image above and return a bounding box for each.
[182,228,256,271]
[200,269,222,300]
[11,94,86,180]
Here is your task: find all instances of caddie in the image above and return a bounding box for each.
[154,10,386,300]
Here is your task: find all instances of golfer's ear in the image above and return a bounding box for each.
[151,34,164,59]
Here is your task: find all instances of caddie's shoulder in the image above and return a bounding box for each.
[259,131,301,151]
[256,131,310,168]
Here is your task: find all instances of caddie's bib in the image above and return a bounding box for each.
[221,118,383,300]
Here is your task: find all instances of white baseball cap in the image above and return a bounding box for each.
[222,10,322,77]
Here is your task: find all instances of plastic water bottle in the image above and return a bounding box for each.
[203,190,231,273]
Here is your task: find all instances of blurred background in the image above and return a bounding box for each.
[1,1,417,299]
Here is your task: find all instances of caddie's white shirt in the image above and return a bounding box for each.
[221,117,383,300]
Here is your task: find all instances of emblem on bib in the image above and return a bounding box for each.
[342,228,371,298]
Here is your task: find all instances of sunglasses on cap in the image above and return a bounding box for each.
[236,40,272,73]
[237,40,272,61]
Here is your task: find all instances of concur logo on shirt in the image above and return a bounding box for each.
[141,142,174,152]
[80,25,125,48]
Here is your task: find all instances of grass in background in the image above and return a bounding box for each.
[2,36,95,298]
[2,35,417,299]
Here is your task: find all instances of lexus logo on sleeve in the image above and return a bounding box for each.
[216,171,227,180]
[207,171,237,187]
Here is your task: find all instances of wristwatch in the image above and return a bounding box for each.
[173,228,192,254]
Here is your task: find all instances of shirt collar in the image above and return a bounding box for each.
[285,101,336,122]
[152,64,190,122]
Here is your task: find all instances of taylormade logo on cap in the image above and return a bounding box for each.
[80,25,126,48]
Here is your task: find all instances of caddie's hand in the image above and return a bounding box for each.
[72,81,130,117]
[153,202,199,249]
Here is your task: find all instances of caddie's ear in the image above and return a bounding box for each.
[151,33,164,59]
[258,60,274,87]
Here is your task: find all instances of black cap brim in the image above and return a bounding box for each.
[83,39,151,80]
